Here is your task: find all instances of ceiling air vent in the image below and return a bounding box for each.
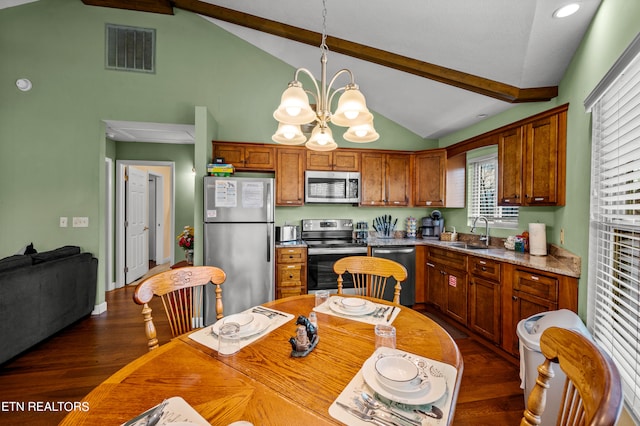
[106,24,155,73]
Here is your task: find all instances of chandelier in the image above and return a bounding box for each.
[271,0,379,151]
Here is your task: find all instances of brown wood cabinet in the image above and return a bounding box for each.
[306,150,360,171]
[502,263,577,356]
[498,107,567,206]
[468,256,501,344]
[360,151,412,206]
[414,150,446,207]
[424,247,468,326]
[213,142,275,171]
[275,147,305,206]
[275,247,307,299]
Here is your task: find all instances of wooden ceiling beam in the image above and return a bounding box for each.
[84,0,558,103]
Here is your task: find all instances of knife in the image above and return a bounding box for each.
[386,306,396,322]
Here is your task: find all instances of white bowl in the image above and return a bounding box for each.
[341,298,367,311]
[222,313,254,329]
[374,356,420,390]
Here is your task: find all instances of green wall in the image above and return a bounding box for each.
[0,0,424,307]
[436,0,640,317]
[3,0,640,316]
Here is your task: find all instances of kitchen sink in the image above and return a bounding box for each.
[441,242,488,250]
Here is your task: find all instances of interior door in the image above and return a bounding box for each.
[125,166,149,283]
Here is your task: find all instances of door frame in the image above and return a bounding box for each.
[148,171,165,264]
[115,160,175,288]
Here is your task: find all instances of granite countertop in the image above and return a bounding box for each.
[367,236,581,278]
[275,236,581,278]
[275,240,307,249]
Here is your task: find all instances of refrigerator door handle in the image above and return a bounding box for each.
[266,224,272,262]
[266,181,273,223]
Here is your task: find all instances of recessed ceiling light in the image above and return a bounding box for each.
[553,3,580,18]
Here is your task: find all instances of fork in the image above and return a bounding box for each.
[335,401,392,426]
[251,307,276,318]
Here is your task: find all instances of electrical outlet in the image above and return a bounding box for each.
[560,228,565,245]
[59,217,68,227]
[72,217,89,228]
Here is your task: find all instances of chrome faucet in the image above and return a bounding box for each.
[471,216,490,247]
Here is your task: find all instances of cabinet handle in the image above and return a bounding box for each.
[479,260,486,265]
[481,267,487,271]
[426,262,435,268]
[512,296,518,301]
[530,275,539,281]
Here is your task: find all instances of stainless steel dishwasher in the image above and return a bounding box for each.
[371,246,416,306]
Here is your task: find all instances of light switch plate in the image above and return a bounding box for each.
[59,217,68,227]
[72,217,89,228]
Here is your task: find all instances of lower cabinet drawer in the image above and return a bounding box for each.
[469,256,501,281]
[277,264,302,284]
[513,268,558,302]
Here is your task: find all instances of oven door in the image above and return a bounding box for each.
[307,248,367,294]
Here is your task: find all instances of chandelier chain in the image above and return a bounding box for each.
[320,0,328,53]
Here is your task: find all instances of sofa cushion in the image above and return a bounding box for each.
[0,255,32,272]
[31,246,81,265]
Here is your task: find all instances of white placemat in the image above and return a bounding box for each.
[328,347,458,426]
[313,296,401,325]
[189,307,294,355]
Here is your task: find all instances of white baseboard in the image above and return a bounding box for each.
[92,301,107,315]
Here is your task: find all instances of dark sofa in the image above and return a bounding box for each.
[0,246,98,364]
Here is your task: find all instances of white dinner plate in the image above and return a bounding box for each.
[211,313,270,338]
[362,349,447,405]
[329,297,377,316]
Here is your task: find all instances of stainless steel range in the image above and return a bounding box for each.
[302,219,368,294]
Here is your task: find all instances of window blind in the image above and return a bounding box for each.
[467,154,518,228]
[587,42,640,420]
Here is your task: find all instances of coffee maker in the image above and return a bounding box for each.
[421,210,444,239]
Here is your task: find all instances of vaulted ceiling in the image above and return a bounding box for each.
[4,0,602,141]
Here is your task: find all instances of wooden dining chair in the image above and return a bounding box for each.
[133,266,227,351]
[520,326,623,426]
[333,256,407,304]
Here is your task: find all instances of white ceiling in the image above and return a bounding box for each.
[3,0,602,143]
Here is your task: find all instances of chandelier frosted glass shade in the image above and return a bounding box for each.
[271,123,307,145]
[305,125,338,151]
[273,83,316,125]
[343,121,380,143]
[331,87,373,127]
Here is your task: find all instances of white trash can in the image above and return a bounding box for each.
[517,309,591,425]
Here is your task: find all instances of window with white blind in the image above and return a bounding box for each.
[586,34,640,421]
[467,151,519,228]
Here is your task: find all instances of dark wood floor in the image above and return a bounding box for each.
[0,286,524,425]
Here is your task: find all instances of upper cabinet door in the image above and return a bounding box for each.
[276,148,305,206]
[414,150,446,207]
[524,114,565,206]
[213,142,275,171]
[498,127,524,206]
[360,152,386,206]
[306,150,360,171]
[386,153,412,206]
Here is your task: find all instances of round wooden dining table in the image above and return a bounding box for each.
[60,294,463,425]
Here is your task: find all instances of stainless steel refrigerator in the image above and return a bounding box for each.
[203,176,275,323]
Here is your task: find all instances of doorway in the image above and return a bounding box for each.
[114,160,175,287]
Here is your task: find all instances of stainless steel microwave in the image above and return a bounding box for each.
[305,171,360,204]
